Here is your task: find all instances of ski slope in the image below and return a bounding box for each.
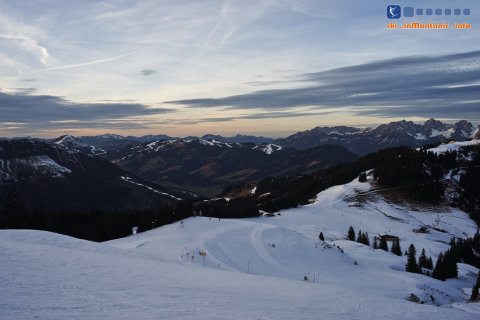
[1,175,479,319]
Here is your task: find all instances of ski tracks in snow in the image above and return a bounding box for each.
[249,224,288,272]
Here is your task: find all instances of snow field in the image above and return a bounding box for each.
[1,174,479,319]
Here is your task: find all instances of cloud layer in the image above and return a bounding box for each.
[0,91,174,131]
[1,1,479,137]
[167,51,480,120]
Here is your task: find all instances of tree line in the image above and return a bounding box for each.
[346,225,480,292]
[0,189,260,242]
[2,144,480,242]
[251,145,480,227]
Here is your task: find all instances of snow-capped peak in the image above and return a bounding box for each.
[100,134,125,140]
[252,143,282,155]
[196,139,227,147]
[53,135,77,145]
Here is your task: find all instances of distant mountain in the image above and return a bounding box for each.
[69,133,273,152]
[201,134,274,144]
[474,125,480,139]
[274,119,478,155]
[0,139,194,211]
[130,134,175,143]
[53,135,107,156]
[218,139,480,221]
[76,134,142,152]
[107,139,357,197]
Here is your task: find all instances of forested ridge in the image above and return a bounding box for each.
[1,143,479,241]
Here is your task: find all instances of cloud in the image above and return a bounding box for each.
[0,33,51,65]
[0,91,175,130]
[140,69,157,76]
[5,88,37,95]
[0,8,52,67]
[167,110,335,125]
[39,52,138,72]
[165,51,480,120]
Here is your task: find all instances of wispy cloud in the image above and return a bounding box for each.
[4,88,37,95]
[0,7,52,67]
[166,51,480,120]
[161,110,335,125]
[0,34,50,65]
[38,52,138,72]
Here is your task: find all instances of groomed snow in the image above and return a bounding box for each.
[1,176,479,319]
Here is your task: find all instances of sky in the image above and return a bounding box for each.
[0,0,479,138]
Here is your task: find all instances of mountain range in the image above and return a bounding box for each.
[2,118,479,208]
[47,119,480,157]
[105,139,357,196]
[0,139,196,212]
[274,119,480,155]
[67,133,274,152]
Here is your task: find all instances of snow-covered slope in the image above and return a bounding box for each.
[1,176,479,319]
[53,134,107,156]
[0,139,186,210]
[0,155,71,181]
[427,139,480,155]
[252,143,283,154]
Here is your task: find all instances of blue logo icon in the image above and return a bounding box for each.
[387,5,401,19]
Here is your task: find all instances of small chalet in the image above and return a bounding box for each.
[412,226,429,234]
[375,234,399,242]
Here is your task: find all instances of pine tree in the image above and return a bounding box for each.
[348,226,355,241]
[379,237,388,251]
[319,232,324,241]
[418,248,430,270]
[426,257,433,270]
[357,230,362,243]
[390,239,397,255]
[449,236,456,246]
[432,253,445,281]
[443,249,458,279]
[373,237,378,249]
[471,283,479,301]
[406,244,419,273]
[391,238,402,256]
[470,272,480,301]
[364,232,370,246]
